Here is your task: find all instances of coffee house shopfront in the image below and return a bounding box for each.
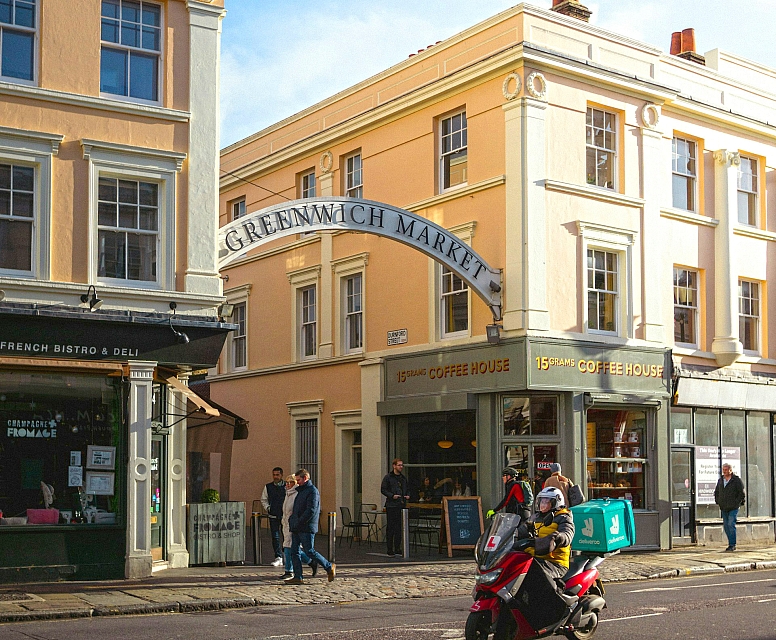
[377,336,672,550]
[0,304,231,582]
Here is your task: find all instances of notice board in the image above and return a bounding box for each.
[442,496,484,557]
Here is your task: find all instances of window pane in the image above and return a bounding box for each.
[142,4,161,27]
[587,292,597,330]
[121,21,139,47]
[129,52,158,101]
[102,0,120,18]
[98,201,116,226]
[142,26,159,51]
[122,0,140,23]
[102,16,121,41]
[674,306,695,344]
[12,191,32,217]
[531,397,557,435]
[2,30,34,80]
[0,1,11,24]
[119,204,136,228]
[126,232,156,281]
[14,2,35,28]
[98,230,126,278]
[0,191,8,216]
[139,206,157,231]
[670,407,692,444]
[139,181,158,206]
[101,47,128,95]
[0,218,31,270]
[12,165,33,191]
[746,412,771,517]
[721,410,746,517]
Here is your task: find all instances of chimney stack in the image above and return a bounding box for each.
[670,28,705,65]
[550,0,592,22]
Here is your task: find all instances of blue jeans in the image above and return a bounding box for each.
[269,517,283,558]
[283,545,311,572]
[291,532,331,580]
[721,509,738,547]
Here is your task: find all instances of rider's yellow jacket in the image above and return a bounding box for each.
[526,507,574,568]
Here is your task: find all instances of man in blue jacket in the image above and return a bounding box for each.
[286,469,336,585]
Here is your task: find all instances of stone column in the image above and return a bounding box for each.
[166,375,190,568]
[317,153,335,357]
[502,92,549,331]
[126,361,156,578]
[184,1,226,296]
[640,109,666,343]
[711,150,743,366]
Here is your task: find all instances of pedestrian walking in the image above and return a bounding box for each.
[286,469,336,585]
[714,463,745,552]
[380,458,409,557]
[260,466,285,567]
[486,467,531,522]
[279,474,317,578]
[543,463,571,508]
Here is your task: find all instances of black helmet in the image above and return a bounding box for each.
[501,467,517,479]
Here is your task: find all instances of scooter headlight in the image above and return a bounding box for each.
[475,568,503,585]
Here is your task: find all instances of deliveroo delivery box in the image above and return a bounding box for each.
[570,498,636,552]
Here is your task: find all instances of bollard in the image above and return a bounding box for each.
[328,511,337,563]
[402,508,410,560]
[251,512,262,566]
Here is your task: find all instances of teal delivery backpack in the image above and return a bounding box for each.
[569,498,636,553]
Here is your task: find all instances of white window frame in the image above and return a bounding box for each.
[577,221,635,339]
[585,106,617,191]
[288,399,323,489]
[300,169,316,199]
[0,126,60,280]
[671,136,697,212]
[0,0,37,86]
[737,155,759,227]
[673,266,699,348]
[82,139,185,290]
[738,278,760,355]
[333,253,368,356]
[288,266,320,362]
[223,283,250,372]
[430,221,475,342]
[99,0,163,106]
[440,265,470,339]
[344,152,362,198]
[231,197,245,221]
[439,109,468,193]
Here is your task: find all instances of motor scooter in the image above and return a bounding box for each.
[465,513,615,640]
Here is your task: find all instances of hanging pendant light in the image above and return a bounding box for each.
[437,439,453,449]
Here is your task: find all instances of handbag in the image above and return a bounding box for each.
[567,482,585,507]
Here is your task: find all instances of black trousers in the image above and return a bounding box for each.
[386,506,403,554]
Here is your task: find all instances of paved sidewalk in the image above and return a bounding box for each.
[1,543,775,623]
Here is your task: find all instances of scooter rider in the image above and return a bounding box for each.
[517,486,574,580]
[486,467,531,523]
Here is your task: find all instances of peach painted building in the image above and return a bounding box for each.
[0,0,230,580]
[215,1,776,551]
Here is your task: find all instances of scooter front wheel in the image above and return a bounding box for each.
[465,611,492,640]
[564,611,598,640]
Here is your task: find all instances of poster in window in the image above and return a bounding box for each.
[87,445,116,469]
[85,471,115,495]
[68,465,83,487]
[70,451,82,466]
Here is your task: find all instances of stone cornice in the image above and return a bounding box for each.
[660,208,719,228]
[544,179,645,208]
[81,139,187,171]
[0,125,63,154]
[405,176,506,212]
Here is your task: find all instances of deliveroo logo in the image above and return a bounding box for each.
[582,518,594,537]
[609,515,620,535]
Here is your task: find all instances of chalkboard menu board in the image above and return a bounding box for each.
[442,496,484,557]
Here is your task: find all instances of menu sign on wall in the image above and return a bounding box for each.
[695,446,741,505]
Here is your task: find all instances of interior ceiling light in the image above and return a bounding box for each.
[437,439,453,449]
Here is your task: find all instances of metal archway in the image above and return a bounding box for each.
[218,197,502,320]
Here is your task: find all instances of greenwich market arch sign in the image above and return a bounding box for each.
[218,197,503,320]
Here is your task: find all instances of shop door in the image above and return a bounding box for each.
[670,447,694,544]
[504,443,559,498]
[150,436,166,562]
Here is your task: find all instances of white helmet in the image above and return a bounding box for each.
[536,486,565,510]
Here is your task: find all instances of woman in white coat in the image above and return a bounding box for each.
[280,475,317,578]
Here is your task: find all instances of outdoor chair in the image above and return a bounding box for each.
[339,506,367,547]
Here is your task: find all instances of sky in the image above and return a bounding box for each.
[219,0,776,149]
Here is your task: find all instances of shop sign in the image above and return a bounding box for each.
[528,340,669,395]
[384,342,526,398]
[188,502,246,565]
[695,446,740,505]
[387,329,408,346]
[536,461,553,470]
[5,419,57,439]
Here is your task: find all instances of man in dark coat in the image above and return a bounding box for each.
[714,463,745,552]
[380,458,410,557]
[286,469,335,584]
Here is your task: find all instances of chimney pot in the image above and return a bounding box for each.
[681,28,696,53]
[670,32,682,56]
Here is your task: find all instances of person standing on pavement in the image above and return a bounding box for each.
[286,469,336,585]
[381,458,410,557]
[714,463,746,552]
[280,474,317,579]
[261,467,286,567]
[543,463,571,508]
[486,468,531,522]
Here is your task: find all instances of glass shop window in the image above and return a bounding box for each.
[503,396,558,436]
[0,372,122,526]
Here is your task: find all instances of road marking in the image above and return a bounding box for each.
[718,593,775,601]
[600,612,664,623]
[757,597,776,603]
[627,576,776,593]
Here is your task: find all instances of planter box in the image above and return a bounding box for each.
[187,502,245,565]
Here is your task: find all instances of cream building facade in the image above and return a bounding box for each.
[0,0,229,581]
[215,2,776,550]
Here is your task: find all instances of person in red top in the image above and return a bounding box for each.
[486,468,530,522]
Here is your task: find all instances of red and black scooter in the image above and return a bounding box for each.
[466,513,614,640]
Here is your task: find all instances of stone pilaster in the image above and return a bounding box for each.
[711,149,743,366]
[165,374,190,568]
[359,359,385,514]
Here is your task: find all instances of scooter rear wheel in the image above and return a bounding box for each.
[465,611,492,640]
[564,611,598,639]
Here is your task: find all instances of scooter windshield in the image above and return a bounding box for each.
[475,513,521,571]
